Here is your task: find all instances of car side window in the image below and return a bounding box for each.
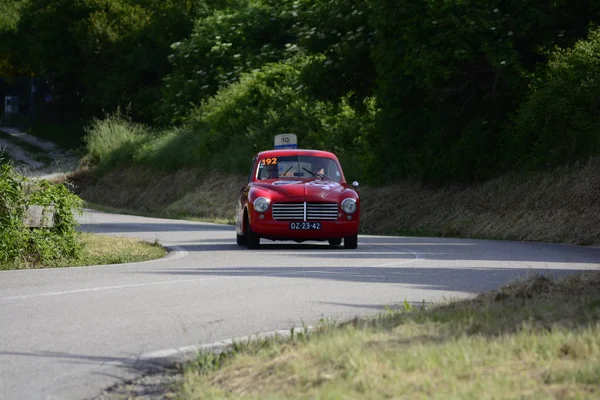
[247,157,257,183]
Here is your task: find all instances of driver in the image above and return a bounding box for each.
[260,164,278,179]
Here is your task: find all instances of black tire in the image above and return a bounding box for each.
[344,234,358,249]
[246,221,260,249]
[328,238,342,246]
[236,232,246,246]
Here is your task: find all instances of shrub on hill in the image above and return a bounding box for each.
[0,164,82,268]
[510,28,600,169]
[138,57,375,180]
[160,0,298,124]
[369,0,600,182]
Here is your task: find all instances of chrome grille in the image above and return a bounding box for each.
[272,202,339,221]
[272,203,304,220]
[306,203,338,221]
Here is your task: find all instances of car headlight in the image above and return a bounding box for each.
[341,198,357,214]
[253,197,270,213]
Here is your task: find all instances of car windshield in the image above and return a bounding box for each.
[256,156,342,182]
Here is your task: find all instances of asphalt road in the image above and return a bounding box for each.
[1,210,599,400]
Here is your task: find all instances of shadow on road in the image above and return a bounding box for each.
[178,237,600,264]
[145,266,585,294]
[0,350,180,372]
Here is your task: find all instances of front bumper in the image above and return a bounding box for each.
[250,213,359,240]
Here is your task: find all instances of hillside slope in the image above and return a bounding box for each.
[73,160,600,246]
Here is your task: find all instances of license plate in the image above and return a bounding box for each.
[289,222,322,230]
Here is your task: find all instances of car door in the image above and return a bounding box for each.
[237,157,257,235]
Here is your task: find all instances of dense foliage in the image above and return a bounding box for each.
[510,28,600,170]
[10,0,206,123]
[2,0,600,182]
[0,0,27,75]
[369,0,600,181]
[0,164,83,267]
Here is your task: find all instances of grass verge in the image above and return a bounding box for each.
[176,272,600,399]
[0,232,167,270]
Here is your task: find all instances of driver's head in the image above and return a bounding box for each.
[265,164,278,178]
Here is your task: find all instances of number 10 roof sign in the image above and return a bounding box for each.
[274,133,298,149]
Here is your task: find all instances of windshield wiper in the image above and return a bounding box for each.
[282,165,294,176]
[302,167,316,177]
[302,167,330,180]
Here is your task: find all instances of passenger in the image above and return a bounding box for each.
[312,158,327,176]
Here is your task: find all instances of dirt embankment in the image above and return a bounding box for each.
[72,160,600,246]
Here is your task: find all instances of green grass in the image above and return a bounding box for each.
[177,272,600,399]
[0,232,167,270]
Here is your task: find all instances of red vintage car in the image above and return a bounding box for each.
[236,149,360,249]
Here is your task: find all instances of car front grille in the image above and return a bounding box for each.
[272,202,339,221]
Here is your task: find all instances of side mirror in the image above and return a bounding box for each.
[351,181,359,189]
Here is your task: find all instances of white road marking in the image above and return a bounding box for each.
[0,243,424,303]
[0,277,227,302]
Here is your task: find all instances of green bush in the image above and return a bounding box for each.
[138,57,374,179]
[294,0,374,105]
[0,164,83,268]
[160,0,375,124]
[369,0,600,182]
[510,28,600,169]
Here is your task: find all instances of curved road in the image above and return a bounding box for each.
[1,210,599,399]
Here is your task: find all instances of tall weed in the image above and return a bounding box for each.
[84,112,152,171]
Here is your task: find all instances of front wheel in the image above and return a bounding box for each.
[246,222,260,249]
[344,234,358,249]
[236,232,246,246]
[328,238,342,246]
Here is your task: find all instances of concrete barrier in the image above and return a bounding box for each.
[23,205,55,228]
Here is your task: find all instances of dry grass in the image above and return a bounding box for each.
[361,160,600,246]
[71,160,600,246]
[178,272,600,399]
[70,167,243,223]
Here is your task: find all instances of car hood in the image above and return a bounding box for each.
[251,180,352,201]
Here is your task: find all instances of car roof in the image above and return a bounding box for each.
[256,149,339,159]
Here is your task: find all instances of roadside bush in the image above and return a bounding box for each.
[0,164,27,263]
[0,164,83,268]
[510,28,600,169]
[138,57,374,180]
